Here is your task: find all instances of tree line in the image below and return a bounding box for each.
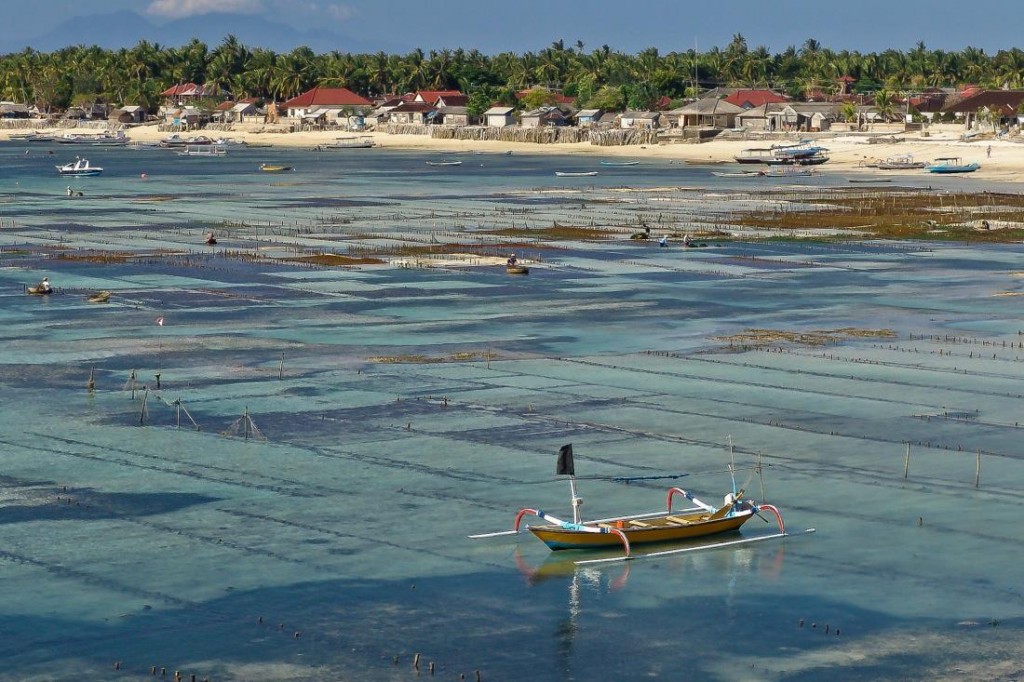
[2,35,1022,115]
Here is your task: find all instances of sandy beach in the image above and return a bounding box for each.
[4,122,1023,181]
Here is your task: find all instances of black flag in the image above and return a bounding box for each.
[556,444,575,476]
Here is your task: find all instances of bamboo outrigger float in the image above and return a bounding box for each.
[471,444,809,565]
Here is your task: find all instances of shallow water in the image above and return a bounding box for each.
[1,140,1023,681]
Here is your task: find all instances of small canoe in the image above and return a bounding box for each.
[86,291,111,303]
[260,164,293,172]
[506,265,530,275]
[27,286,52,295]
[555,171,598,177]
[426,160,462,166]
[599,160,639,167]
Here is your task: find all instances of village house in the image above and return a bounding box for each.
[484,106,515,127]
[620,111,661,129]
[162,106,208,130]
[160,83,215,107]
[575,108,603,127]
[520,107,569,128]
[940,89,1024,130]
[387,101,436,125]
[670,98,743,129]
[0,102,32,118]
[214,99,260,124]
[109,105,146,125]
[436,106,473,126]
[64,103,110,120]
[281,87,373,128]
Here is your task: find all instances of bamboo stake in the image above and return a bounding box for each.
[975,449,981,488]
[903,442,911,479]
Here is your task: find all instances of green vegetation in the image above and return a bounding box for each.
[4,35,1024,113]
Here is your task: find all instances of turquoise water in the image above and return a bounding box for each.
[1,140,1023,681]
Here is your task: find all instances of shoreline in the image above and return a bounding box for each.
[3,123,1022,181]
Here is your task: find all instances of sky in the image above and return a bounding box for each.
[2,0,1022,55]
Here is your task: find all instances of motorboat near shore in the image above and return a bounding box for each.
[56,157,102,176]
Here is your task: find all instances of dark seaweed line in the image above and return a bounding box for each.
[12,434,320,498]
[690,353,1024,401]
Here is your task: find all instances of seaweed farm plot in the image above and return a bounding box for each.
[2,146,1024,680]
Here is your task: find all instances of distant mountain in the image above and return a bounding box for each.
[0,10,409,55]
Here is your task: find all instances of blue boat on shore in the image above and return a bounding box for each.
[927,157,980,173]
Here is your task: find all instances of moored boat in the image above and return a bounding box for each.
[177,145,227,157]
[734,148,776,164]
[927,157,980,173]
[471,444,792,561]
[56,157,103,176]
[426,160,462,166]
[599,160,639,167]
[506,264,530,275]
[555,171,598,177]
[86,290,111,303]
[877,154,927,170]
[259,164,293,172]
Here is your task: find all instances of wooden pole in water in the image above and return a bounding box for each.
[975,449,981,488]
[757,451,766,503]
[130,369,137,400]
[176,399,181,429]
[87,366,95,392]
[244,406,249,441]
[279,353,285,380]
[139,388,148,425]
[903,442,911,479]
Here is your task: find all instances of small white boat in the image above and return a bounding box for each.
[555,171,598,177]
[712,170,762,178]
[599,160,639,167]
[177,145,227,157]
[426,160,462,166]
[56,157,103,176]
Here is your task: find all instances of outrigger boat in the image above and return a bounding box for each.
[259,163,293,172]
[471,444,804,565]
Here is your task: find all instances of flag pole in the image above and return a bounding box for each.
[569,475,581,525]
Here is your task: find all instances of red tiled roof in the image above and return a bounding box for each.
[723,89,789,109]
[415,90,462,104]
[437,94,469,107]
[282,87,372,108]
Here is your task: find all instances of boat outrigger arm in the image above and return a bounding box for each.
[513,507,633,556]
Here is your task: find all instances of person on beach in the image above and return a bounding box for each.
[987,145,992,158]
